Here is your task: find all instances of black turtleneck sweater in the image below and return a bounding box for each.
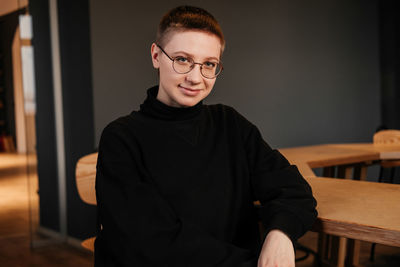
[95,86,317,267]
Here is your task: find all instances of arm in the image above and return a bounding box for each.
[245,125,317,242]
[234,110,317,266]
[95,122,256,266]
[257,229,295,267]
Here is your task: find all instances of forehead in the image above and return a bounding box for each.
[164,30,221,59]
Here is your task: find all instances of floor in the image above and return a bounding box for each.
[0,153,93,266]
[0,152,399,266]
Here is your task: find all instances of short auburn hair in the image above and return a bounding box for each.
[156,6,225,54]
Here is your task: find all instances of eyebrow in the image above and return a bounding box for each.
[171,50,220,62]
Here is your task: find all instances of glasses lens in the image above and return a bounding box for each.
[172,56,223,79]
[201,62,222,79]
[173,57,193,74]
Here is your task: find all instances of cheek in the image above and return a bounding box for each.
[160,66,180,83]
[205,79,216,90]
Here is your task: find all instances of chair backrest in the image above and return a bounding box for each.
[373,130,400,145]
[75,152,98,205]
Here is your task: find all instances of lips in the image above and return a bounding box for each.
[179,85,202,96]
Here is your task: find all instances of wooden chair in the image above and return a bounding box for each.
[374,130,400,183]
[75,152,98,252]
[370,129,400,261]
[374,129,400,145]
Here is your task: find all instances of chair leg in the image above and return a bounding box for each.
[371,166,386,261]
[295,242,310,262]
[378,166,384,183]
[389,167,396,184]
[370,243,376,262]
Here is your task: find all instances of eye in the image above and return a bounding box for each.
[204,61,217,69]
[175,56,189,63]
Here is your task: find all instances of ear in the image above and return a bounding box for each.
[151,43,160,69]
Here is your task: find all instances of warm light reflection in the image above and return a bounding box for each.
[0,153,38,238]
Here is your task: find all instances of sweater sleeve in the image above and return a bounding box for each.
[234,110,317,243]
[95,121,257,267]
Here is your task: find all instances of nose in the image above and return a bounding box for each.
[185,64,202,84]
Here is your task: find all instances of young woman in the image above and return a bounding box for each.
[95,6,317,267]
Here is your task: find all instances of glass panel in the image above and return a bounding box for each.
[19,16,43,248]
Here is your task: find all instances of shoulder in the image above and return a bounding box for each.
[102,114,133,134]
[99,113,140,146]
[204,104,257,144]
[204,104,244,121]
[205,104,254,127]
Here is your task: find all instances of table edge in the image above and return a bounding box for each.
[312,218,400,247]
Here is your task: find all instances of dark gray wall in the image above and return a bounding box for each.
[379,0,400,130]
[31,0,96,238]
[57,0,96,238]
[30,0,60,232]
[90,0,381,148]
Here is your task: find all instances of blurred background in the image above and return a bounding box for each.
[0,0,399,265]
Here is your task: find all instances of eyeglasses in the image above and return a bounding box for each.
[156,44,223,79]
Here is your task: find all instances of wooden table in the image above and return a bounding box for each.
[308,176,400,247]
[279,143,400,178]
[279,143,400,267]
[333,143,400,160]
[280,144,378,169]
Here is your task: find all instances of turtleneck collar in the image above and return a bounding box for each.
[138,85,204,121]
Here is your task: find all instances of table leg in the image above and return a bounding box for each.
[345,164,366,266]
[317,233,329,261]
[337,237,347,267]
[337,165,353,179]
[332,165,352,267]
[319,164,368,267]
[353,164,368,181]
[346,239,361,266]
[317,234,339,267]
[323,166,335,177]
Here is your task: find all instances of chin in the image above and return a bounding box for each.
[176,97,201,107]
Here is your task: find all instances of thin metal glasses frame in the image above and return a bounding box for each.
[156,44,223,79]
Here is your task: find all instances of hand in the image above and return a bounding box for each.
[257,229,295,267]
